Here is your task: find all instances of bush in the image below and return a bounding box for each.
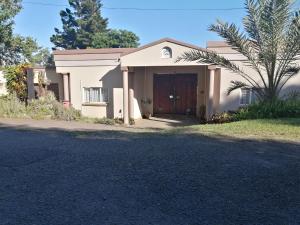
[92,117,117,125]
[209,112,236,124]
[209,93,300,123]
[0,93,27,118]
[234,96,300,120]
[27,92,81,121]
[0,92,81,121]
[52,101,81,121]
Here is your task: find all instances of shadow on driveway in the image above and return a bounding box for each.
[0,123,299,225]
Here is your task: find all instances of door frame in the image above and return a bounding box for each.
[153,73,198,115]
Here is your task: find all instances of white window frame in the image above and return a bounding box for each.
[82,87,108,104]
[240,88,253,106]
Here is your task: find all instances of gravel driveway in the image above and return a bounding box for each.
[0,124,299,225]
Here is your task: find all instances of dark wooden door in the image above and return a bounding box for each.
[153,74,197,115]
[153,75,174,114]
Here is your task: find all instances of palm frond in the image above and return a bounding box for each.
[275,10,300,86]
[208,19,268,88]
[283,65,300,77]
[227,81,250,95]
[177,50,260,88]
[277,65,300,93]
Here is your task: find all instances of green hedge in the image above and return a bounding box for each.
[235,98,300,120]
[209,94,300,124]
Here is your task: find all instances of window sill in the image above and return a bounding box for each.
[82,102,108,107]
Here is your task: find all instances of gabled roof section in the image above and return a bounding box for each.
[122,38,207,56]
[53,48,135,55]
[207,41,229,48]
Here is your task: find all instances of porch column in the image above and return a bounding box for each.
[207,66,216,120]
[63,73,70,107]
[122,67,129,125]
[129,73,135,120]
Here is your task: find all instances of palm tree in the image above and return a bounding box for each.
[178,0,300,102]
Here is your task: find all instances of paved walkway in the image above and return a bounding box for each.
[135,115,200,129]
[0,115,200,132]
[0,118,141,132]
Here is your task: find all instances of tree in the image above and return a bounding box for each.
[0,0,22,65]
[10,35,51,66]
[4,64,29,101]
[51,0,140,49]
[178,0,300,102]
[51,0,108,49]
[92,29,140,48]
[0,0,51,66]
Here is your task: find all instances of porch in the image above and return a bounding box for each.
[121,65,221,125]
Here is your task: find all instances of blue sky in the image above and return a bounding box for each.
[14,0,300,49]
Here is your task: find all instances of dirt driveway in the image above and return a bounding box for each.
[0,119,299,225]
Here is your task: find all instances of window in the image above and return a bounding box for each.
[240,88,258,105]
[161,47,172,58]
[240,88,252,105]
[83,87,108,103]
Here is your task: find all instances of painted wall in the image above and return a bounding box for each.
[0,71,7,96]
[208,43,300,112]
[56,65,123,119]
[121,41,207,67]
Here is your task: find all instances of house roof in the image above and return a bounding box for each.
[207,41,229,48]
[122,38,207,57]
[53,48,135,55]
[53,38,207,56]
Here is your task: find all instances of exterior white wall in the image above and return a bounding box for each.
[56,65,123,119]
[208,43,300,113]
[0,71,7,96]
[218,68,300,112]
[121,41,207,67]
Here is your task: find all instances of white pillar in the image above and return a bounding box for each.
[129,73,134,120]
[63,73,70,107]
[122,67,129,125]
[207,66,216,120]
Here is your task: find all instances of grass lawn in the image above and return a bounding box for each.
[181,118,300,142]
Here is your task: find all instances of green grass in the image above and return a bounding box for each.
[180,118,300,142]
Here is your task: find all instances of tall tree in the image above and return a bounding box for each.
[178,0,300,102]
[0,0,22,65]
[51,0,108,49]
[11,35,51,66]
[92,29,140,48]
[0,0,50,66]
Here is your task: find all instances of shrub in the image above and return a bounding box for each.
[209,112,236,124]
[4,65,29,102]
[27,92,81,121]
[0,92,81,121]
[26,93,56,119]
[234,97,300,120]
[52,101,81,121]
[0,93,27,118]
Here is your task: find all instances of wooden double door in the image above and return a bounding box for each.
[153,74,197,115]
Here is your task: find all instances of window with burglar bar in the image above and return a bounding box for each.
[83,87,108,103]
